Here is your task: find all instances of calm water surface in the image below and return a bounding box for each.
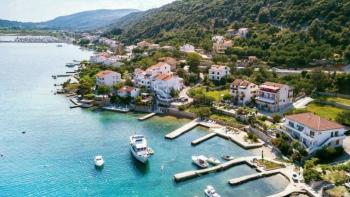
[0,42,289,196]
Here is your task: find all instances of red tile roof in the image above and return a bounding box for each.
[96,70,118,77]
[286,113,344,131]
[118,86,135,93]
[155,74,173,81]
[146,62,169,71]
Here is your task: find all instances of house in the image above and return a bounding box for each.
[282,113,346,153]
[158,57,178,70]
[137,41,152,48]
[213,40,233,54]
[96,70,121,87]
[148,44,160,50]
[230,79,258,105]
[208,65,230,81]
[226,29,238,37]
[133,62,171,88]
[180,44,195,53]
[151,73,183,93]
[90,53,109,64]
[238,28,249,38]
[117,86,140,98]
[255,82,293,112]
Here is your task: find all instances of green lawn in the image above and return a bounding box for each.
[306,103,346,122]
[319,96,350,106]
[257,159,285,170]
[209,114,244,128]
[189,87,229,102]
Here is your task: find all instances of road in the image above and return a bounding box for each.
[293,97,314,109]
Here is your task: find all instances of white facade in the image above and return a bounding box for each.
[282,113,346,153]
[238,28,249,38]
[96,70,121,87]
[151,74,184,93]
[180,44,195,53]
[209,65,230,81]
[133,62,172,88]
[255,82,293,112]
[230,79,258,105]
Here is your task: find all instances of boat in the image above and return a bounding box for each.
[56,44,63,47]
[192,155,209,168]
[65,63,76,67]
[147,147,154,155]
[130,135,150,163]
[204,185,221,197]
[94,155,104,167]
[207,156,221,165]
[221,155,235,161]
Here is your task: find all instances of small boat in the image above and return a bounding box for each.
[56,44,63,47]
[94,155,104,167]
[204,185,221,197]
[221,155,235,161]
[130,135,150,163]
[65,63,76,68]
[192,155,209,168]
[207,157,221,165]
[147,147,154,155]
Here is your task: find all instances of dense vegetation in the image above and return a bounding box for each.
[108,0,350,68]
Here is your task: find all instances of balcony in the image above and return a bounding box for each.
[255,96,276,104]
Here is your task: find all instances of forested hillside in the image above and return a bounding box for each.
[109,0,350,68]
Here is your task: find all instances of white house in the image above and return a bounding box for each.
[90,53,109,64]
[230,79,258,105]
[96,70,121,87]
[180,44,195,53]
[208,65,230,81]
[151,73,184,93]
[255,82,293,112]
[117,86,140,98]
[282,113,346,153]
[238,28,249,38]
[133,62,172,88]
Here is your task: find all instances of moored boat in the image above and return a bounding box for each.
[221,155,235,161]
[207,156,221,165]
[94,155,104,167]
[204,185,221,197]
[192,155,209,168]
[130,135,150,163]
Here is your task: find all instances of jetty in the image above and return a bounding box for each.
[228,170,281,185]
[138,113,157,121]
[191,133,217,146]
[174,157,256,182]
[165,119,203,139]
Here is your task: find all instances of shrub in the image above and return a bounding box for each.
[272,114,282,123]
[315,146,344,163]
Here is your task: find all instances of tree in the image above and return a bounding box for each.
[78,76,94,96]
[336,111,350,125]
[303,158,322,183]
[344,46,350,63]
[193,107,212,119]
[97,85,111,95]
[272,114,282,123]
[186,53,201,72]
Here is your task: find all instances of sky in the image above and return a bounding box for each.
[0,0,175,22]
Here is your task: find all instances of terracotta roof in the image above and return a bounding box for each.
[210,65,228,70]
[155,74,173,81]
[118,86,135,93]
[232,79,254,88]
[146,62,169,71]
[96,70,118,77]
[286,113,344,131]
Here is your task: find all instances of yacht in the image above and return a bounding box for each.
[192,155,209,168]
[130,135,150,163]
[204,185,221,197]
[222,155,235,161]
[94,155,104,167]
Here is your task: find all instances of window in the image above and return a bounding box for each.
[336,140,339,145]
[335,131,339,137]
[310,130,315,137]
[288,121,295,128]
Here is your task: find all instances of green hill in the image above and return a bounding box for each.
[109,0,350,68]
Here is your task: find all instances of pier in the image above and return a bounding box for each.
[138,113,157,121]
[191,133,217,146]
[165,119,203,139]
[173,157,257,182]
[228,170,281,185]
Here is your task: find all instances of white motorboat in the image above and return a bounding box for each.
[130,135,150,163]
[94,155,104,167]
[221,155,235,161]
[207,157,221,166]
[204,185,221,197]
[192,155,209,168]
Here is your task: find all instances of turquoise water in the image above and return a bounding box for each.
[0,42,289,196]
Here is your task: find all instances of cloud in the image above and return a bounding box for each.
[0,0,175,22]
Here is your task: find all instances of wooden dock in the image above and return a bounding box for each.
[138,113,157,121]
[165,119,200,139]
[191,133,217,146]
[174,157,253,182]
[228,170,281,186]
